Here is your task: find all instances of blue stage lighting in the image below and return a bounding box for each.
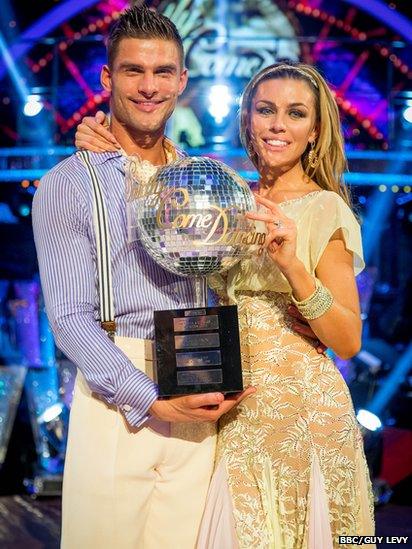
[368,342,412,417]
[356,409,382,431]
[362,190,395,264]
[208,84,232,124]
[402,105,412,124]
[23,94,43,117]
[0,31,28,102]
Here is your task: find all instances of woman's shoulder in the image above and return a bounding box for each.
[282,189,348,209]
[309,189,357,217]
[312,189,348,205]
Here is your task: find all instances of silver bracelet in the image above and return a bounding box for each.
[291,278,333,320]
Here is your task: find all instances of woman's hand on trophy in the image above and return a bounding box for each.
[246,194,298,275]
[149,387,256,423]
[75,110,120,152]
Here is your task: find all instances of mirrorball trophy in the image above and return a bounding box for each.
[130,156,262,396]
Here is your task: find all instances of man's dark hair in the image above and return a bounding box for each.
[107,4,184,68]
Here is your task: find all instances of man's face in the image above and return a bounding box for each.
[101,38,188,137]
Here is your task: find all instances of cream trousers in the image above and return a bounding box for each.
[61,336,217,549]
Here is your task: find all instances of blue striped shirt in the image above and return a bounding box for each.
[32,151,197,427]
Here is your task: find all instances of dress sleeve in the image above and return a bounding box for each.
[309,192,365,276]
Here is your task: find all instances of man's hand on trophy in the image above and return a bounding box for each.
[75,110,120,152]
[149,387,256,423]
[287,304,327,354]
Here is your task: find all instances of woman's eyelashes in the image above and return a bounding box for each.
[255,105,307,118]
[255,106,273,115]
[289,109,306,119]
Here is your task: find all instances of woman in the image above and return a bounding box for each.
[75,62,374,548]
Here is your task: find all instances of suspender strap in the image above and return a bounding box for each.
[77,151,115,338]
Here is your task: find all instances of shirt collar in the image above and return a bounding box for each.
[80,150,122,166]
[81,137,187,167]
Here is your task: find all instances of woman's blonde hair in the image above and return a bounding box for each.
[240,62,351,206]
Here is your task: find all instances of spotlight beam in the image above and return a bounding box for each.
[368,342,412,416]
[341,0,412,42]
[338,50,370,96]
[362,189,395,265]
[361,146,408,263]
[0,31,29,101]
[0,0,99,80]
[59,51,94,98]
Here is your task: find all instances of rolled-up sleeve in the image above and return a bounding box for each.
[32,168,158,427]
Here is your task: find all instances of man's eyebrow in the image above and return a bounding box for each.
[156,64,178,72]
[117,62,141,70]
[117,62,178,72]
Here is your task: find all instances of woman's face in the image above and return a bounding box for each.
[249,77,318,173]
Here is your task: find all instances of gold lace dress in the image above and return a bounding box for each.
[198,191,375,549]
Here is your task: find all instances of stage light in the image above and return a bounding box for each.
[402,105,412,124]
[357,409,382,431]
[208,84,232,124]
[23,94,43,117]
[24,399,69,495]
[38,402,64,424]
[18,204,31,217]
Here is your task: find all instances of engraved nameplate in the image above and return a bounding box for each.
[154,305,243,396]
[175,350,222,368]
[174,333,220,350]
[173,315,219,332]
[177,369,223,386]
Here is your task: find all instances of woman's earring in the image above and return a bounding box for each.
[308,141,318,168]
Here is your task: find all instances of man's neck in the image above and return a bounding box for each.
[110,119,166,165]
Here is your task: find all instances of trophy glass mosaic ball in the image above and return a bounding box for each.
[134,157,256,277]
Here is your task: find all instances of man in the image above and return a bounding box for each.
[32,6,253,548]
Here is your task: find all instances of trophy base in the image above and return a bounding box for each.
[154,305,243,397]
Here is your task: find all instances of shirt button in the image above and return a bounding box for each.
[122,404,132,412]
